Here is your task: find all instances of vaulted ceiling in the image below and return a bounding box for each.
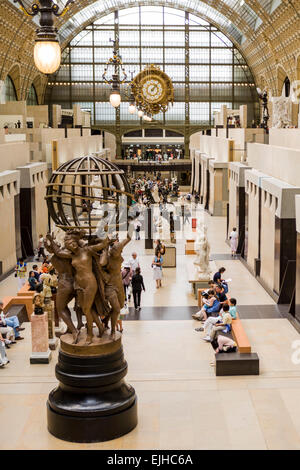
[2,0,300,100]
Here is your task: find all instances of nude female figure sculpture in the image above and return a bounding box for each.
[102,227,133,338]
[45,234,83,344]
[48,230,111,345]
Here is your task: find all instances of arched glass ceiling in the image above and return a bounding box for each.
[10,0,282,34]
[56,0,267,46]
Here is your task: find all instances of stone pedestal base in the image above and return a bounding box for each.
[47,329,138,443]
[30,350,52,364]
[31,312,49,354]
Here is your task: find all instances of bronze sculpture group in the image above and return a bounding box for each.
[45,224,133,345]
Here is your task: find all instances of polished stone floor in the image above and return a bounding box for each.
[1,204,300,449]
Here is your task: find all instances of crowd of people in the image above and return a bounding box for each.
[118,238,166,330]
[123,149,183,161]
[130,174,179,206]
[0,234,58,367]
[192,267,238,358]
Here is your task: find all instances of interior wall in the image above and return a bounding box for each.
[246,183,259,273]
[229,170,238,232]
[34,169,48,245]
[260,193,276,291]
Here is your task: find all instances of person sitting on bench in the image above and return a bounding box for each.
[32,265,41,282]
[213,267,226,285]
[28,271,39,291]
[0,332,9,367]
[211,335,237,354]
[0,323,15,347]
[208,304,233,342]
[196,304,232,341]
[192,290,220,321]
[229,298,237,319]
[215,284,228,311]
[0,301,24,341]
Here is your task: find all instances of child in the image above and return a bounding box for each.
[229,298,237,319]
[201,304,232,341]
[211,335,237,354]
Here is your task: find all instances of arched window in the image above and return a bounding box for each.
[283,77,290,98]
[4,75,17,102]
[27,84,39,105]
[47,6,258,128]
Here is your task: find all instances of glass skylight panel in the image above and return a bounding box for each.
[50,4,257,126]
[59,0,244,44]
[141,6,164,24]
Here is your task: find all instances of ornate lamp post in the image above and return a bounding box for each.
[103,39,127,108]
[128,72,136,114]
[14,0,74,74]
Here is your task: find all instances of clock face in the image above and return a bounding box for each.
[141,77,165,103]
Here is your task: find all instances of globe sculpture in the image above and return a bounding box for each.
[45,155,138,443]
[46,155,134,236]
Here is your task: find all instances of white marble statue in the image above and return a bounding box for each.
[194,223,211,280]
[152,184,160,203]
[271,85,293,128]
[91,175,102,209]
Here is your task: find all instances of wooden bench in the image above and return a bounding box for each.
[215,312,259,376]
[197,288,206,308]
[2,295,32,322]
[17,282,35,298]
[231,313,251,353]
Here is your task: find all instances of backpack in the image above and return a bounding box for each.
[221,282,228,294]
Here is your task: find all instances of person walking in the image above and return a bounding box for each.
[229,227,238,257]
[152,250,163,288]
[121,263,132,300]
[36,234,45,260]
[131,267,145,310]
[134,219,141,240]
[15,258,27,291]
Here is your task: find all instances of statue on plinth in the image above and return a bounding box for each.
[33,292,44,316]
[45,155,137,443]
[194,223,211,280]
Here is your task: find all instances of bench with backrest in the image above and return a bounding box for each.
[17,282,35,298]
[2,295,32,322]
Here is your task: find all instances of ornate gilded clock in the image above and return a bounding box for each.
[131,65,174,115]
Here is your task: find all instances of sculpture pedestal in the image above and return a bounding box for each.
[30,312,52,364]
[47,329,138,443]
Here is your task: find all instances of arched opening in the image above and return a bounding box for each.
[283,76,290,98]
[2,75,17,102]
[276,65,287,96]
[26,84,39,105]
[46,5,258,135]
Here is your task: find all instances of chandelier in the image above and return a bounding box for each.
[103,39,127,108]
[14,0,74,74]
[128,72,136,115]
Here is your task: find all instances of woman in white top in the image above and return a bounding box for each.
[229,227,238,257]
